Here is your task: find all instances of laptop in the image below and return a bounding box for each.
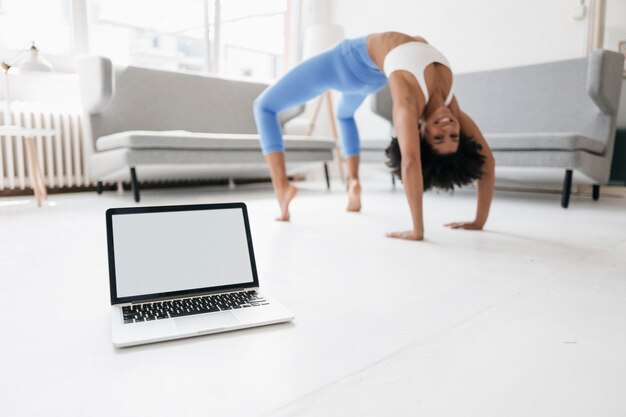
[106,202,294,347]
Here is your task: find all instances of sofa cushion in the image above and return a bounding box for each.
[360,139,392,151]
[96,130,335,152]
[485,132,605,154]
[359,134,605,154]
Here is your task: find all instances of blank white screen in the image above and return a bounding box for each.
[112,208,255,298]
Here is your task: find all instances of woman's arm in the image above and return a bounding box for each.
[447,105,495,230]
[386,73,425,240]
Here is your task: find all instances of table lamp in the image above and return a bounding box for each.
[2,42,53,126]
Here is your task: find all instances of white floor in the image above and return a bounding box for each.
[1,175,626,416]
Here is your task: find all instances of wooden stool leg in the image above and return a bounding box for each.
[306,96,324,136]
[325,92,346,183]
[27,138,47,200]
[24,137,43,207]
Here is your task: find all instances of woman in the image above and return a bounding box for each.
[253,31,495,241]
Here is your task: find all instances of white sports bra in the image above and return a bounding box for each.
[383,42,454,106]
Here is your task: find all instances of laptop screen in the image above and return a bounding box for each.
[106,203,259,304]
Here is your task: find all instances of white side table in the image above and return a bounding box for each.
[0,125,56,207]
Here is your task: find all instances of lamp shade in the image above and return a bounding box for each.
[302,24,345,60]
[15,44,53,73]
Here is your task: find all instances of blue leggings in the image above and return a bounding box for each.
[254,36,388,157]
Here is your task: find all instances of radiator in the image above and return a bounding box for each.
[0,103,89,191]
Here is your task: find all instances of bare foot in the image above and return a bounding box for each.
[347,180,361,212]
[385,230,424,241]
[275,184,298,221]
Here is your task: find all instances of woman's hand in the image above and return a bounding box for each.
[387,74,426,244]
[444,221,483,230]
[385,230,424,241]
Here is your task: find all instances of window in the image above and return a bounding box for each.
[219,0,288,79]
[0,0,291,80]
[87,0,206,72]
[0,0,73,55]
[87,0,289,78]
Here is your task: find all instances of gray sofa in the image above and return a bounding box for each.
[370,50,624,207]
[77,56,335,202]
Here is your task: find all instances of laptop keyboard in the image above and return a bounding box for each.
[121,290,268,324]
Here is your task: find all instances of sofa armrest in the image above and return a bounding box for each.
[76,55,114,115]
[587,49,625,115]
[278,105,305,126]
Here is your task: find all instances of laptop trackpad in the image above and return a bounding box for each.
[174,311,239,333]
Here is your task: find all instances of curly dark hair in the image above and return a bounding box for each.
[385,134,486,191]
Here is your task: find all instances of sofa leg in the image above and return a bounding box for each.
[592,184,600,201]
[561,169,573,208]
[391,174,396,190]
[323,163,330,190]
[96,181,103,194]
[130,167,140,203]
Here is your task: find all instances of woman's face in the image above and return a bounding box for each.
[422,107,460,154]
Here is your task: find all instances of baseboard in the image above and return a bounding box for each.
[494,184,626,198]
[0,177,275,197]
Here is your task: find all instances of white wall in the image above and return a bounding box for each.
[324,0,591,140]
[603,0,626,53]
[331,0,589,72]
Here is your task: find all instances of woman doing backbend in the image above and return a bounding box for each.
[253,31,495,241]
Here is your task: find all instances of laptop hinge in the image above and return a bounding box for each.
[126,286,260,305]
